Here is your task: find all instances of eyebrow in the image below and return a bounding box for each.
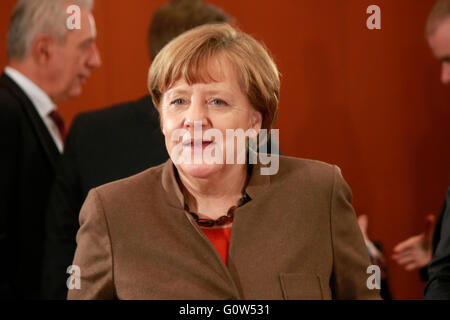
[79,37,95,48]
[165,88,234,100]
[440,56,450,62]
[203,89,233,96]
[166,89,191,97]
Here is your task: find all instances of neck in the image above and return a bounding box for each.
[9,60,38,83]
[8,60,58,104]
[178,164,248,220]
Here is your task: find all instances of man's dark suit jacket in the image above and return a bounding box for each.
[0,73,60,299]
[41,96,169,299]
[424,186,450,299]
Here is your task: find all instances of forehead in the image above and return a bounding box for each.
[67,8,97,41]
[428,17,450,57]
[166,55,243,93]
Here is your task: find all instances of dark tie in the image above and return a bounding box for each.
[48,110,66,141]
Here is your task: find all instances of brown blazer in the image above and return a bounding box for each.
[67,156,380,300]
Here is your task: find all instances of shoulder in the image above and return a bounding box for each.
[72,96,157,131]
[264,155,344,200]
[68,96,160,144]
[275,155,337,183]
[90,161,166,205]
[0,88,22,117]
[0,81,26,132]
[0,76,23,117]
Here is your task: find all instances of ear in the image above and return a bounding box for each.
[250,110,263,133]
[31,34,54,65]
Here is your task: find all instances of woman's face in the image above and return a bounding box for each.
[160,55,262,179]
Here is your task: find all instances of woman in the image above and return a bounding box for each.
[68,24,379,300]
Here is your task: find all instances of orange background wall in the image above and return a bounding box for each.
[1,0,449,299]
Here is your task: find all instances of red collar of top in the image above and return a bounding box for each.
[201,227,233,265]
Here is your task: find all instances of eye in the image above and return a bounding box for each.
[79,39,94,50]
[209,98,228,106]
[170,98,186,105]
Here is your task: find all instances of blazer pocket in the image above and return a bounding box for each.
[279,273,326,300]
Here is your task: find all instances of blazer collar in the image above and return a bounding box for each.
[161,156,271,210]
[4,67,57,119]
[161,159,185,209]
[0,72,60,166]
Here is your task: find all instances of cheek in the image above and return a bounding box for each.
[48,53,65,76]
[160,112,169,135]
[215,111,252,130]
[160,112,181,139]
[64,52,82,75]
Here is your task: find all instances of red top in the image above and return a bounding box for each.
[201,227,232,265]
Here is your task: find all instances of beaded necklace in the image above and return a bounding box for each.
[184,192,251,227]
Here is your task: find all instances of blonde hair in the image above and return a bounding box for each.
[148,23,280,131]
[426,0,450,36]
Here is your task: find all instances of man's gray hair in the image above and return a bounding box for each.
[426,0,450,36]
[7,0,94,61]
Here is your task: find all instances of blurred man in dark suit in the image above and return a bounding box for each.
[392,0,450,299]
[424,188,450,299]
[42,0,231,299]
[423,0,450,299]
[0,0,100,299]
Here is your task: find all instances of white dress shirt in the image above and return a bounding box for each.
[4,66,64,153]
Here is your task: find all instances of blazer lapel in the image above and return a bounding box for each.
[0,73,60,167]
[159,157,272,299]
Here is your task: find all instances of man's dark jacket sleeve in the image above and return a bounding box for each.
[424,187,450,299]
[41,119,84,299]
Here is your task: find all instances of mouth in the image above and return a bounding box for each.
[182,139,215,150]
[78,74,89,84]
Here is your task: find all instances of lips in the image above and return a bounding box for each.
[78,75,86,84]
[182,140,215,149]
[78,73,90,84]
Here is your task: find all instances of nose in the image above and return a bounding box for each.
[87,43,102,69]
[183,96,209,129]
[441,62,450,84]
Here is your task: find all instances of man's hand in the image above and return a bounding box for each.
[392,215,435,271]
[357,214,386,266]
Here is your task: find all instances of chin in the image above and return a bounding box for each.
[178,162,224,179]
[69,89,82,99]
[68,85,83,99]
